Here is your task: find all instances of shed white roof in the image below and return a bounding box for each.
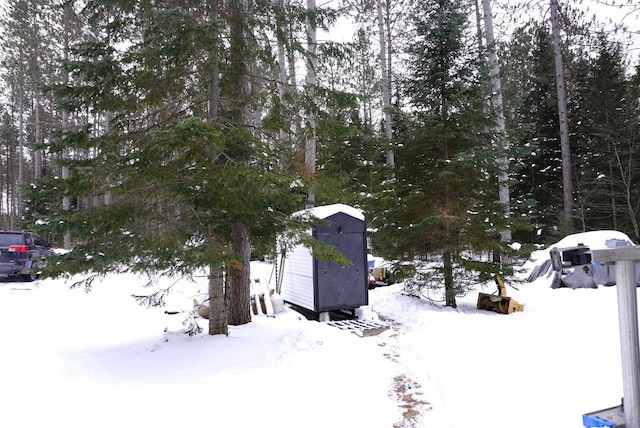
[294,203,365,221]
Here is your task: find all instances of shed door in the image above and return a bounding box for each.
[315,231,367,312]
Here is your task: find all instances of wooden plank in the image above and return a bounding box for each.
[327,319,390,337]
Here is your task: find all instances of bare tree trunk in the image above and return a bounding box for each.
[444,250,456,308]
[228,223,252,325]
[62,3,72,249]
[384,0,393,104]
[287,26,297,90]
[609,154,617,230]
[612,143,639,242]
[482,0,511,243]
[275,0,290,169]
[0,146,4,227]
[104,112,112,206]
[17,84,24,219]
[550,0,573,232]
[5,102,18,228]
[10,138,17,228]
[206,0,228,335]
[208,36,220,122]
[208,261,228,335]
[34,93,42,181]
[226,0,253,326]
[474,0,483,50]
[305,0,317,207]
[376,0,394,168]
[276,9,286,101]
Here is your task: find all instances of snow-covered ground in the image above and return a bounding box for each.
[0,247,630,428]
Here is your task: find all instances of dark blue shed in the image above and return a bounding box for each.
[280,204,369,315]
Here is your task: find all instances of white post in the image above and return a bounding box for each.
[592,247,640,428]
[615,258,640,428]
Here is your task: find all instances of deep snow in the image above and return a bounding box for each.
[0,236,632,428]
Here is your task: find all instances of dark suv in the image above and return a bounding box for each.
[0,231,52,281]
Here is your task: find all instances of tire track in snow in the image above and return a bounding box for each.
[376,314,432,427]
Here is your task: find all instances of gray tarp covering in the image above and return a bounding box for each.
[551,264,640,289]
[528,233,639,289]
[552,264,615,289]
[527,259,552,282]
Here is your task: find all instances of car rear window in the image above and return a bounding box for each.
[0,234,25,246]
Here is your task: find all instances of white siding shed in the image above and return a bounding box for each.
[280,204,369,314]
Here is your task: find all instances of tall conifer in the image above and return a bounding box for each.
[372,0,521,307]
[40,0,302,334]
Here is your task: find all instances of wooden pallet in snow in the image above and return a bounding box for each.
[327,319,390,337]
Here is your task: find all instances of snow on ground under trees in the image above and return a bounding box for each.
[0,238,629,427]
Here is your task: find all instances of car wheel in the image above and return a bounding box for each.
[22,270,36,282]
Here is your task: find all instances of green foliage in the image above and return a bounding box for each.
[506,25,564,240]
[32,1,306,287]
[367,0,532,306]
[568,34,640,240]
[38,115,302,282]
[6,0,640,304]
[314,86,383,206]
[501,15,640,244]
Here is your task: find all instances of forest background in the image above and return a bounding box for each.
[0,0,639,330]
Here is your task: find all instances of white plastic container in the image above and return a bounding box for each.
[271,293,285,313]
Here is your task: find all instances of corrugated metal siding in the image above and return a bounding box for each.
[280,243,315,311]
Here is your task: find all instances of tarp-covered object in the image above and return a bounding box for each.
[525,230,637,289]
[550,263,615,289]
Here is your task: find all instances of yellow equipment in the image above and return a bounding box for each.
[476,276,524,314]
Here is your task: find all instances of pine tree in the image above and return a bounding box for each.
[0,111,20,229]
[550,0,573,233]
[38,0,303,335]
[0,0,54,220]
[499,5,640,243]
[372,0,522,308]
[504,24,563,243]
[571,35,640,240]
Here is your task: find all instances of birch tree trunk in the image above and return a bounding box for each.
[376,0,394,168]
[287,22,297,90]
[481,0,511,242]
[305,0,317,207]
[62,3,71,250]
[550,0,573,232]
[275,0,290,168]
